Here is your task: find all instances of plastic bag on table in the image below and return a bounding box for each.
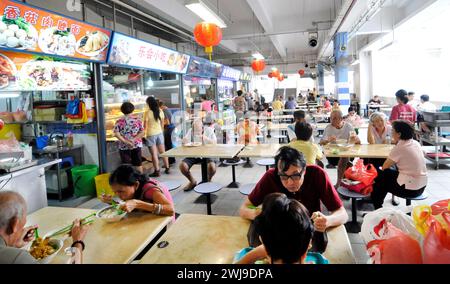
[366,220,423,264]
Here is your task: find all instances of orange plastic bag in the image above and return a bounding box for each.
[367,220,423,264]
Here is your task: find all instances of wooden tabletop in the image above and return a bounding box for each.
[324,144,394,158]
[315,123,369,131]
[267,123,290,131]
[250,115,293,121]
[26,207,171,264]
[139,214,355,264]
[139,214,250,264]
[161,144,245,159]
[323,225,356,264]
[237,144,285,158]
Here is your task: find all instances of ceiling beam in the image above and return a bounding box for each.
[246,0,286,58]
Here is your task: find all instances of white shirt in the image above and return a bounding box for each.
[322,122,354,141]
[184,126,217,145]
[287,123,315,143]
[417,102,437,112]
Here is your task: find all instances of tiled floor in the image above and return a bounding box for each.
[52,148,450,264]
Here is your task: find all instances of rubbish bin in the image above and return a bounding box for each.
[71,165,99,197]
[94,173,114,198]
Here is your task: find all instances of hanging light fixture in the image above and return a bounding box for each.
[185,0,227,28]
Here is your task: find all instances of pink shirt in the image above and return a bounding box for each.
[390,104,416,123]
[201,100,214,112]
[389,139,427,190]
[142,180,175,221]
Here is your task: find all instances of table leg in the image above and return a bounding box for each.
[344,198,361,233]
[201,159,208,183]
[56,153,62,201]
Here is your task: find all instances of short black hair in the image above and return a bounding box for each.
[293,110,306,120]
[408,91,415,96]
[395,89,409,104]
[237,90,243,96]
[420,94,430,102]
[274,146,307,173]
[295,122,313,141]
[254,193,314,264]
[392,120,415,140]
[120,102,135,115]
[348,106,355,113]
[109,165,147,187]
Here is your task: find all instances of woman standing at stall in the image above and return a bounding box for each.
[144,96,170,177]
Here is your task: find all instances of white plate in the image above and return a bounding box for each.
[38,27,77,56]
[184,142,202,147]
[0,16,38,50]
[75,31,110,57]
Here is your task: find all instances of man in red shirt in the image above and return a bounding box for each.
[239,146,348,233]
[390,89,417,124]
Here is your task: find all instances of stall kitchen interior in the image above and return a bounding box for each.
[0,0,449,269]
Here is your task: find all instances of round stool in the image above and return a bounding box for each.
[194,182,223,215]
[160,180,182,192]
[257,158,275,171]
[239,183,256,195]
[337,187,370,233]
[223,159,246,188]
[395,192,428,215]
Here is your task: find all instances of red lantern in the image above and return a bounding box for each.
[0,119,3,131]
[268,72,273,78]
[298,69,305,76]
[271,69,280,78]
[251,59,266,73]
[278,73,284,82]
[194,22,222,61]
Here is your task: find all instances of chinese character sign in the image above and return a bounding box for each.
[0,0,111,62]
[221,66,241,81]
[108,33,191,74]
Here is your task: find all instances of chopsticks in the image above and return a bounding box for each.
[46,213,96,239]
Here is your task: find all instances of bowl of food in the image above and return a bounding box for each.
[184,142,202,147]
[336,139,354,149]
[96,205,127,223]
[29,237,63,264]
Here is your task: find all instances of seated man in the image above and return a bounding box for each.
[239,147,348,246]
[179,117,217,191]
[320,110,361,186]
[237,193,317,264]
[289,122,323,165]
[0,191,89,264]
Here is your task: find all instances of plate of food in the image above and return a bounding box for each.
[96,204,127,223]
[38,27,77,56]
[0,53,17,89]
[0,16,38,50]
[18,60,60,89]
[184,142,202,147]
[29,237,64,264]
[76,30,109,57]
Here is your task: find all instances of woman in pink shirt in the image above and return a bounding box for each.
[200,96,214,112]
[371,120,427,209]
[389,89,417,124]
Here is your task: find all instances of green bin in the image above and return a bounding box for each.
[71,165,99,197]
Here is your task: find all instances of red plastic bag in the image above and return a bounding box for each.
[423,221,450,264]
[340,179,373,195]
[344,158,378,186]
[367,219,423,264]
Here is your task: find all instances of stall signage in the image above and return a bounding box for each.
[240,72,252,81]
[107,33,190,74]
[220,66,241,81]
[0,50,91,91]
[187,56,222,78]
[0,0,112,62]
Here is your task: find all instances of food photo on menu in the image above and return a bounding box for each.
[0,15,38,50]
[0,52,17,89]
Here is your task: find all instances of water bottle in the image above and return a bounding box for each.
[386,133,391,145]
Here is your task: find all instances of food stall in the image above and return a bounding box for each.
[102,32,190,172]
[218,66,241,111]
[237,72,252,94]
[183,55,222,112]
[0,0,112,207]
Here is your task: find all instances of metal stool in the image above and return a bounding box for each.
[337,187,370,233]
[272,134,288,144]
[194,182,223,215]
[223,159,246,188]
[159,180,182,192]
[256,158,275,171]
[239,183,256,195]
[395,192,428,215]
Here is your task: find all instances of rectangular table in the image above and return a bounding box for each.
[237,144,285,158]
[139,214,355,264]
[161,144,244,182]
[26,207,171,264]
[324,144,394,158]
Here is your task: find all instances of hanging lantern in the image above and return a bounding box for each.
[251,59,266,73]
[298,69,305,76]
[278,73,284,82]
[268,72,273,78]
[194,22,222,61]
[0,119,3,131]
[271,69,280,78]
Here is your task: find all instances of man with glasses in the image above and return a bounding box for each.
[239,147,348,235]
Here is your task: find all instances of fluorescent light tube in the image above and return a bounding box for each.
[186,0,227,28]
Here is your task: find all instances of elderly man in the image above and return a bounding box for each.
[239,147,348,244]
[320,109,361,187]
[0,191,89,264]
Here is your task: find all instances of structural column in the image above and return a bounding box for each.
[334,32,350,114]
[317,64,325,98]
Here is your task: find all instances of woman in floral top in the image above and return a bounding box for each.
[114,102,145,173]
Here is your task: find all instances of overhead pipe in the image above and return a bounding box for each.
[223,27,330,40]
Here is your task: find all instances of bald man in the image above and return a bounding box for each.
[0,191,89,264]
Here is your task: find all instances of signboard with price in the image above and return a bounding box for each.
[107,33,191,74]
[0,0,112,62]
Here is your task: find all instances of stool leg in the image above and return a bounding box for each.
[228,165,239,188]
[406,199,411,206]
[206,193,212,215]
[351,198,357,224]
[265,165,269,171]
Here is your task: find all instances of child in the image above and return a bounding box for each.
[288,122,323,165]
[114,102,145,173]
[235,193,327,264]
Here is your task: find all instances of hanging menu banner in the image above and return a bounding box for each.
[107,33,191,74]
[220,66,241,81]
[240,72,252,81]
[187,56,223,78]
[0,0,112,62]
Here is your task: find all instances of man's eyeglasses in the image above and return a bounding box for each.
[278,171,304,182]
